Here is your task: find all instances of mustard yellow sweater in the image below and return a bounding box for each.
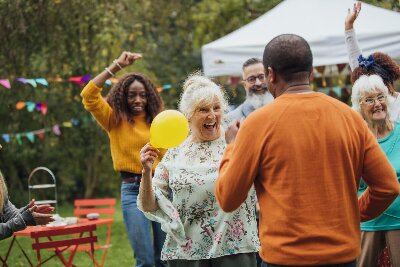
[81,81,165,174]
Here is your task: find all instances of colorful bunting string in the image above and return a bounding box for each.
[16,101,48,115]
[0,76,174,92]
[0,119,81,144]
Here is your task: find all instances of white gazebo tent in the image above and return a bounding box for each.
[201,0,400,77]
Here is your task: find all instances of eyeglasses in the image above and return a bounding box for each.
[360,95,386,106]
[244,74,265,84]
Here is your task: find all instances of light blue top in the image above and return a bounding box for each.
[358,121,400,231]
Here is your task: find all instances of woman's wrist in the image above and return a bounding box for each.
[345,22,354,31]
[142,168,152,176]
[107,62,120,75]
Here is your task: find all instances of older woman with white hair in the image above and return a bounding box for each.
[351,74,400,266]
[138,74,259,267]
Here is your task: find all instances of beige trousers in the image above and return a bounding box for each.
[357,230,400,267]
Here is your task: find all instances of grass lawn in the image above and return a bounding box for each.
[0,200,135,266]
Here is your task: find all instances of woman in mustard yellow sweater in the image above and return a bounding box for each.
[81,51,166,267]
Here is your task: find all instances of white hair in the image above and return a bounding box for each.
[351,74,391,113]
[179,72,228,120]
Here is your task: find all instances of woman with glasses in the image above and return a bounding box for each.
[351,74,400,266]
[345,2,400,122]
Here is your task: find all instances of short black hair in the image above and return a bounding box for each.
[263,34,313,82]
[242,58,262,71]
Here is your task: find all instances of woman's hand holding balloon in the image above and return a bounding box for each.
[140,143,160,175]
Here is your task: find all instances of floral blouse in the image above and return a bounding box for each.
[138,135,260,260]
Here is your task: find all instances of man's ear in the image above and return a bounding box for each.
[309,71,314,82]
[267,67,275,83]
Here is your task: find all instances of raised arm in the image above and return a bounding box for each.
[80,52,142,131]
[92,51,142,88]
[345,1,362,71]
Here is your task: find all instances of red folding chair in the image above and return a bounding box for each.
[73,198,116,267]
[31,224,97,267]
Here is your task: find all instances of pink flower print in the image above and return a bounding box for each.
[215,232,223,244]
[171,208,180,220]
[181,238,193,253]
[231,220,245,238]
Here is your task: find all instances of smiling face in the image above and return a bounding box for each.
[190,98,222,143]
[127,80,147,116]
[360,91,388,122]
[242,63,268,96]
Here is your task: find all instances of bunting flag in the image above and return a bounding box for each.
[0,79,11,89]
[17,78,38,87]
[0,119,80,145]
[337,63,347,74]
[15,101,48,115]
[35,78,49,86]
[156,84,173,92]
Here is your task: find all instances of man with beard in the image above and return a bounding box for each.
[226,58,272,267]
[227,58,274,123]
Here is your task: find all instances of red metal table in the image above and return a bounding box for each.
[1,218,113,267]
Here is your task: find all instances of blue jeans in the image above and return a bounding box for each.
[262,260,356,267]
[121,181,166,267]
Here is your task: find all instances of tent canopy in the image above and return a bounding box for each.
[201,0,400,77]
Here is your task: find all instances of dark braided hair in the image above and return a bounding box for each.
[106,73,164,126]
[351,52,400,95]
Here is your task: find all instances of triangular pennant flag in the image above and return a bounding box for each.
[26,132,35,143]
[71,119,80,126]
[2,134,10,143]
[162,84,172,90]
[52,125,61,136]
[81,75,92,83]
[35,78,49,86]
[156,87,163,92]
[15,134,22,145]
[337,64,347,74]
[16,102,26,110]
[68,76,84,86]
[26,79,37,87]
[16,78,27,84]
[47,77,63,82]
[36,102,42,112]
[230,76,240,87]
[26,102,36,112]
[37,131,45,140]
[40,103,48,115]
[0,79,11,89]
[62,122,72,127]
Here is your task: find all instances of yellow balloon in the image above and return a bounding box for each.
[150,110,189,149]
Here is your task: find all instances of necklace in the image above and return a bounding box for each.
[285,83,312,94]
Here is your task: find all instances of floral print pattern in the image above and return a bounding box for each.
[138,135,259,260]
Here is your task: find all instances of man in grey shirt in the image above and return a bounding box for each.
[226,58,274,123]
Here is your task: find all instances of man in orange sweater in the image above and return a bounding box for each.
[215,34,400,266]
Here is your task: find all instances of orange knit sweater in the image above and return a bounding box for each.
[215,92,400,265]
[81,81,165,173]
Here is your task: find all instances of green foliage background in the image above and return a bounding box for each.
[0,0,397,206]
